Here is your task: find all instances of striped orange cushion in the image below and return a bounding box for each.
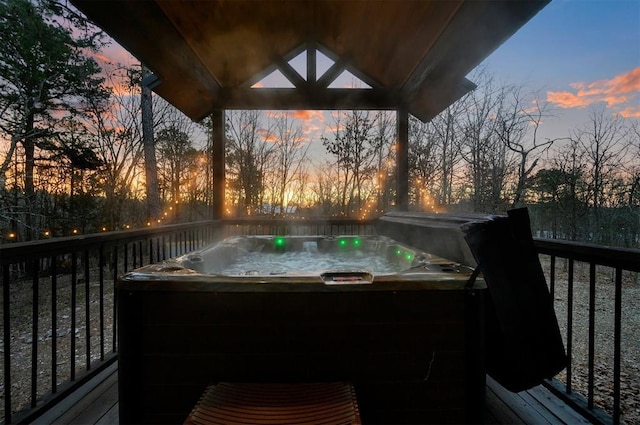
[185,382,361,425]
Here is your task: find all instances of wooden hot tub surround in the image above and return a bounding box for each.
[117,236,486,424]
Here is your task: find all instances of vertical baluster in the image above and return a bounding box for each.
[124,243,129,272]
[112,246,118,352]
[566,258,574,393]
[3,265,12,423]
[99,245,105,361]
[132,242,137,269]
[162,236,167,261]
[549,255,556,299]
[613,267,622,424]
[31,259,39,407]
[138,241,144,266]
[157,237,161,261]
[587,262,596,409]
[51,257,57,394]
[71,252,77,380]
[183,232,187,253]
[84,250,91,371]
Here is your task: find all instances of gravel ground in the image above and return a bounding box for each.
[1,258,638,424]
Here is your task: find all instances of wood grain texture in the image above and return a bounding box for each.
[70,0,549,121]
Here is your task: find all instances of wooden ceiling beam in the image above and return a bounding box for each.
[316,55,352,88]
[217,88,402,111]
[409,77,476,123]
[271,54,307,88]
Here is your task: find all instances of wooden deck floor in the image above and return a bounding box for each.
[35,362,591,425]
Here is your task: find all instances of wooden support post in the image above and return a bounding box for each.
[396,107,409,211]
[212,109,225,219]
[307,42,316,83]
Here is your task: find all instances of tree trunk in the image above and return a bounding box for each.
[141,64,161,221]
[23,112,35,240]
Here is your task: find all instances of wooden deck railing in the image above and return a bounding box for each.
[1,218,637,424]
[0,220,220,424]
[534,239,640,425]
[0,218,376,424]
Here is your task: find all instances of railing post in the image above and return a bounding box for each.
[30,259,39,408]
[566,258,574,394]
[587,262,596,409]
[99,245,105,362]
[3,264,12,424]
[84,250,91,371]
[613,267,622,425]
[71,251,77,381]
[51,257,58,394]
[112,245,118,353]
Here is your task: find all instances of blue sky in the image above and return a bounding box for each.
[480,0,639,127]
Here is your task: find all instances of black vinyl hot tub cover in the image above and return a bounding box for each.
[463,208,568,392]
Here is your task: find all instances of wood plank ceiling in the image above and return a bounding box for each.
[71,0,550,122]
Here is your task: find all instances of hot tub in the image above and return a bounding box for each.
[175,235,477,283]
[117,235,486,424]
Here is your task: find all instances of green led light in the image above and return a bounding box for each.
[405,253,414,261]
[396,249,402,255]
[353,238,361,246]
[339,239,347,246]
[274,237,285,248]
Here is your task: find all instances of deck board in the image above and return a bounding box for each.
[65,378,118,425]
[36,363,592,425]
[486,376,560,424]
[525,385,592,424]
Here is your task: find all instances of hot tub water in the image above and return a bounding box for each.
[222,248,399,275]
[176,235,440,277]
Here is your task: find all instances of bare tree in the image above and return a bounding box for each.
[370,111,395,215]
[225,110,273,215]
[459,71,514,213]
[85,65,144,229]
[494,88,556,207]
[409,103,464,211]
[265,112,309,215]
[547,138,591,240]
[573,105,629,242]
[156,126,198,221]
[309,163,342,216]
[322,110,381,217]
[624,121,640,246]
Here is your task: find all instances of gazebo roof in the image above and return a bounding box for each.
[72,0,549,122]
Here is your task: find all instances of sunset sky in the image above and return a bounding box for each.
[99,0,639,154]
[481,0,640,130]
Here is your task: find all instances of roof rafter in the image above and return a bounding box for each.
[71,0,550,122]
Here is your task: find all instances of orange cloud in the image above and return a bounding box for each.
[259,128,277,143]
[292,110,323,121]
[619,105,640,118]
[546,91,591,108]
[547,67,640,111]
